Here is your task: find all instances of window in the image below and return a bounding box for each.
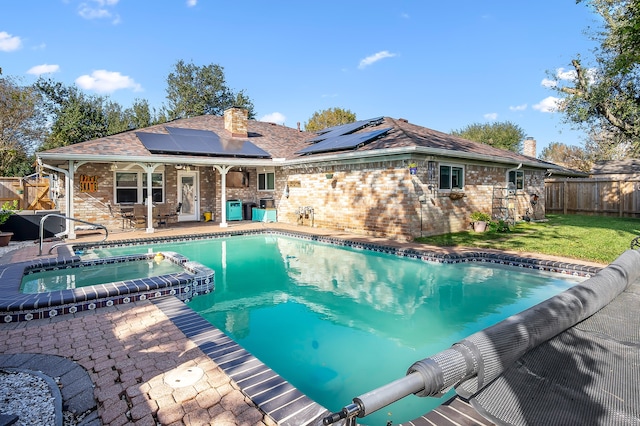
[115,171,164,203]
[115,172,138,203]
[439,164,464,190]
[508,170,524,191]
[258,171,275,191]
[143,173,164,203]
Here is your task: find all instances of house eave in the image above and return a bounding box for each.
[285,146,550,169]
[36,153,284,168]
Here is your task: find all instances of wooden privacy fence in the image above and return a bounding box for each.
[0,176,55,210]
[545,178,640,217]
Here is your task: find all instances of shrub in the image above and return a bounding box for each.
[0,200,19,227]
[470,211,491,223]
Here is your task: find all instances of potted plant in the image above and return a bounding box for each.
[0,200,19,247]
[470,211,491,232]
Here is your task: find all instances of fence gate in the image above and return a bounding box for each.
[0,177,54,210]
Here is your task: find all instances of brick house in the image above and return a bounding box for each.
[36,108,566,240]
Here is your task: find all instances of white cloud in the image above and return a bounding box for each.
[540,78,556,88]
[533,96,560,113]
[484,112,498,120]
[358,50,396,69]
[27,64,60,75]
[0,31,22,52]
[555,67,576,81]
[260,112,286,125]
[187,0,197,6]
[401,12,410,19]
[78,0,121,23]
[75,70,142,94]
[509,104,527,111]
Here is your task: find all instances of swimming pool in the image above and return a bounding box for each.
[86,232,589,425]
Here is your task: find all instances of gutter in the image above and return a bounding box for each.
[285,146,550,170]
[37,145,562,172]
[36,153,283,168]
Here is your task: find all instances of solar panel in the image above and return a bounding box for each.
[297,127,391,155]
[136,131,271,158]
[307,117,384,143]
[165,127,214,136]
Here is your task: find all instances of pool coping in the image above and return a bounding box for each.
[73,227,602,278]
[68,228,602,426]
[0,247,214,323]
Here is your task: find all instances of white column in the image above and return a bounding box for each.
[145,164,154,233]
[213,165,232,228]
[68,160,76,239]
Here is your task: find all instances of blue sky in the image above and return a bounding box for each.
[1,0,600,156]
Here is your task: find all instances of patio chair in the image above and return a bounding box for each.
[163,202,181,225]
[132,204,147,228]
[107,203,135,229]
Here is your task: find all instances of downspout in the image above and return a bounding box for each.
[38,159,74,239]
[213,165,232,228]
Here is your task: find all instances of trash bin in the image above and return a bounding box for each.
[226,200,242,221]
[243,202,257,220]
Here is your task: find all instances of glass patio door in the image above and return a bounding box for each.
[177,170,199,221]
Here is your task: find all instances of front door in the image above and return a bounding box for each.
[177,170,199,221]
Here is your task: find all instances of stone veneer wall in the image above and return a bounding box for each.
[276,159,546,240]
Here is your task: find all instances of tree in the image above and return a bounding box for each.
[165,60,255,120]
[539,142,593,172]
[451,121,526,153]
[304,107,356,132]
[551,0,640,155]
[35,79,164,149]
[36,79,108,149]
[0,75,46,176]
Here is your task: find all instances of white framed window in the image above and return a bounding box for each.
[508,170,524,191]
[258,170,275,191]
[439,164,464,190]
[114,171,164,203]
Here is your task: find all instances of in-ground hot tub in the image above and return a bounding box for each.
[0,251,214,323]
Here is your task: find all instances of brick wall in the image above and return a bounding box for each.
[67,159,546,240]
[276,159,546,240]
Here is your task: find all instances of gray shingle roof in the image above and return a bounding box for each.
[38,114,562,171]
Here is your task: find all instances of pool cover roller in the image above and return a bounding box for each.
[327,249,640,422]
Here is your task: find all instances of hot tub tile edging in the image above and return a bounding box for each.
[0,252,214,323]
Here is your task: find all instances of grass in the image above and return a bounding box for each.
[415,214,640,264]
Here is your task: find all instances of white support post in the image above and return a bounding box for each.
[213,165,232,228]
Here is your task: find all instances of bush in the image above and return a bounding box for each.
[470,211,491,222]
[0,200,19,226]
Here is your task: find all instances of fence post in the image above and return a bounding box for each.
[563,179,568,215]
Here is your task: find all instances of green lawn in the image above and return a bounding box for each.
[415,214,640,264]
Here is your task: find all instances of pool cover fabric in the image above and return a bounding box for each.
[468,279,640,425]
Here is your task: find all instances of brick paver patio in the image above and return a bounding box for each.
[0,298,271,426]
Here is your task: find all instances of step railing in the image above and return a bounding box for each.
[39,213,108,256]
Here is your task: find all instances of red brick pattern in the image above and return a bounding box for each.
[0,301,274,426]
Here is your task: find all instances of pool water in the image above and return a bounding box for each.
[20,259,185,294]
[88,235,584,425]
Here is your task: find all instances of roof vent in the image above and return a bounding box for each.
[399,118,408,123]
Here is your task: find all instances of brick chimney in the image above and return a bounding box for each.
[523,136,536,158]
[224,107,248,137]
